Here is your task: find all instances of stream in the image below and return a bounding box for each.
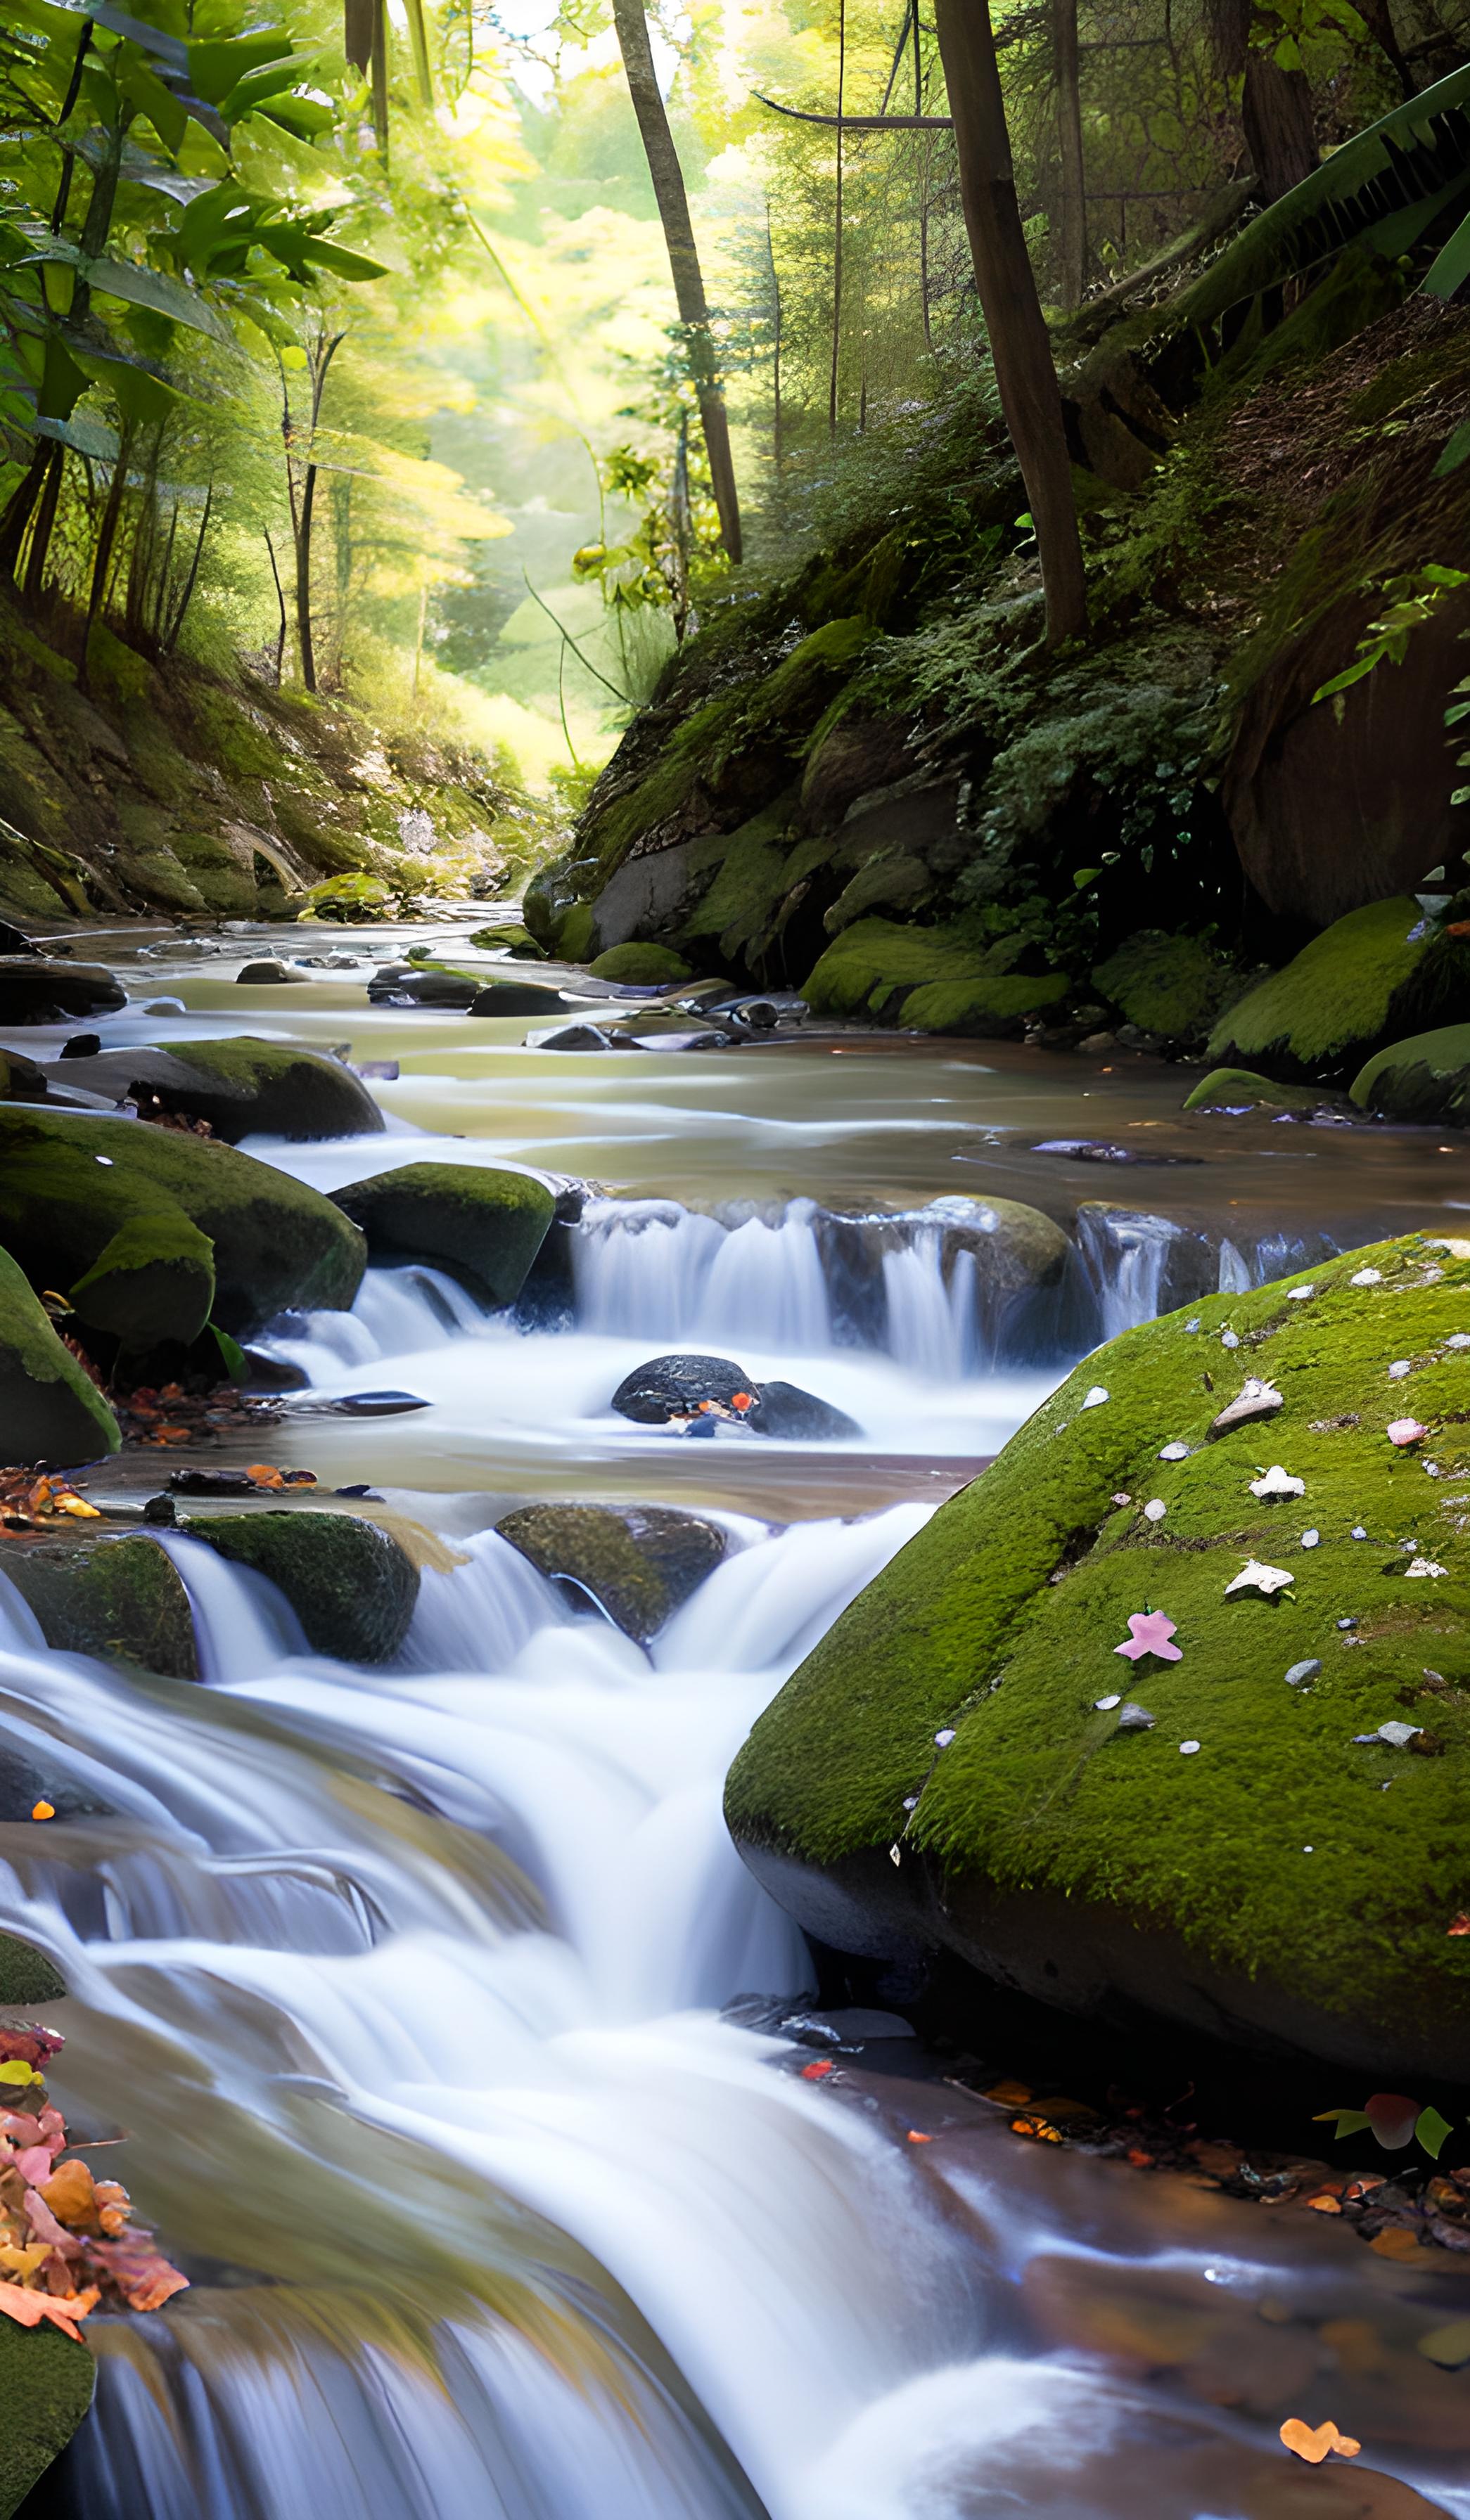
[6,921,1470,2520]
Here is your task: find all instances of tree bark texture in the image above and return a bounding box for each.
[931,0,1087,645]
[1209,0,1317,199]
[1053,0,1087,311]
[610,0,743,562]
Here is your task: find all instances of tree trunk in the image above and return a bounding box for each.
[1,446,51,584]
[344,0,388,151]
[931,0,1087,645]
[609,0,742,563]
[1210,0,1317,199]
[21,444,64,609]
[1053,0,1087,311]
[80,423,134,688]
[829,0,845,437]
[766,202,784,472]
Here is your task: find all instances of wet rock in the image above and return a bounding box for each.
[1208,899,1470,1084]
[587,944,693,986]
[0,1242,120,1467]
[0,921,39,957]
[0,958,127,1025]
[330,1162,555,1308]
[235,960,306,986]
[184,1510,418,1661]
[67,1211,217,1350]
[0,1107,364,1341]
[802,917,1068,1035]
[58,1033,101,1060]
[747,1382,860,1439]
[496,1503,726,1642]
[1183,1067,1341,1115]
[535,1021,619,1053]
[50,1038,386,1143]
[724,1231,1470,2078]
[0,1736,111,1825]
[1350,1024,1470,1126]
[468,982,584,1017]
[4,1535,197,1678]
[0,1930,68,2002]
[610,1351,859,1439]
[0,1048,50,1103]
[366,964,480,1008]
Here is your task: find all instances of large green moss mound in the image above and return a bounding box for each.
[0,1107,365,1337]
[727,1233,1470,2076]
[187,1510,419,1661]
[53,1037,386,1144]
[330,1162,554,1308]
[0,2318,95,2520]
[0,1243,119,1469]
[4,1536,198,1678]
[0,1932,66,2004]
[1351,1024,1470,1125]
[587,944,692,985]
[1092,930,1244,1041]
[1182,1067,1332,1114]
[801,919,1067,1034]
[68,1211,216,1350]
[1208,899,1470,1081]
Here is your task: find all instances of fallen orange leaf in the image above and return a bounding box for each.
[906,2130,933,2144]
[30,1801,53,1822]
[1449,1914,1470,1936]
[1012,2115,1065,2143]
[800,2059,833,2081]
[1306,2193,1342,2213]
[1279,2419,1360,2464]
[1369,2227,1423,2261]
[0,2280,98,2341]
[982,2080,1032,2107]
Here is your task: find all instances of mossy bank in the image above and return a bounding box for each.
[727,1232,1470,2078]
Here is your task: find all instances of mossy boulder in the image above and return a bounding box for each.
[1182,1067,1336,1114]
[0,1933,66,2004]
[0,958,125,1026]
[726,1232,1470,2077]
[0,1243,120,1468]
[1350,1025,1470,1126]
[186,1510,418,1661]
[4,1536,197,1678]
[1207,899,1470,1082]
[330,1162,555,1308]
[496,1503,726,1642]
[468,982,582,1018]
[366,964,482,1008]
[0,1107,365,1339]
[556,902,596,963]
[801,919,1067,1034]
[587,944,693,986]
[1093,930,1244,1041]
[0,2318,96,2520]
[51,1038,385,1144]
[68,1211,217,1350]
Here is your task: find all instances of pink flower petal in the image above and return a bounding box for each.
[1115,1611,1182,1662]
[14,2147,52,2185]
[1387,1418,1428,1447]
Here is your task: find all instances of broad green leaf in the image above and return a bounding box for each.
[186,31,294,105]
[86,255,231,340]
[208,1324,248,1385]
[1423,207,1470,304]
[72,347,184,422]
[1311,655,1378,704]
[1417,2105,1455,2160]
[35,409,120,458]
[1435,420,1470,479]
[257,96,334,138]
[37,328,88,420]
[1312,2108,1374,2137]
[296,238,390,281]
[218,54,319,121]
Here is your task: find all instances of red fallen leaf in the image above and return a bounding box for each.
[1280,2418,1361,2464]
[906,2130,933,2144]
[23,2190,82,2256]
[14,2145,54,2185]
[89,2232,189,2313]
[800,2059,834,2081]
[1449,1915,1470,1936]
[0,2279,98,2340]
[245,1465,286,1488]
[1365,2092,1421,2149]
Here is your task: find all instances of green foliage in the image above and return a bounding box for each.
[1312,567,1470,706]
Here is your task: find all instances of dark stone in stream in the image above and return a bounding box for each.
[1,1535,198,1679]
[1031,1139,1202,1166]
[58,1033,101,1059]
[468,982,584,1017]
[609,1352,860,1439]
[497,1503,727,1642]
[0,958,127,1025]
[0,1930,68,2003]
[50,1038,385,1143]
[182,1510,418,1661]
[241,1348,310,1393]
[329,1162,556,1307]
[0,1735,113,1824]
[236,960,305,986]
[366,965,480,1009]
[312,1389,430,1416]
[0,921,40,958]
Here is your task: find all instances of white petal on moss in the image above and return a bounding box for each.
[1286,1286,1315,1301]
[1180,1740,1201,1755]
[1405,1557,1449,1579]
[1248,1465,1304,1499]
[934,1728,956,1746]
[1225,1558,1295,1596]
[1094,1693,1120,1711]
[1351,1267,1383,1286]
[1144,1499,1168,1522]
[1388,1360,1412,1380]
[1158,1442,1189,1460]
[1221,1330,1240,1349]
[1081,1386,1109,1409]
[1301,1530,1319,1548]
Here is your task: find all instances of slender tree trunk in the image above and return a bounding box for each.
[1209,0,1317,198]
[609,0,742,562]
[344,0,389,152]
[403,0,433,105]
[164,484,212,654]
[151,499,179,645]
[1053,0,1087,311]
[284,331,345,694]
[264,529,288,683]
[914,0,933,349]
[20,446,63,604]
[80,423,134,687]
[0,448,50,581]
[829,0,845,437]
[931,0,1087,644]
[766,202,784,473]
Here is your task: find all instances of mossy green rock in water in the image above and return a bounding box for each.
[726,1233,1470,2077]
[0,1932,66,2004]
[1182,1068,1336,1114]
[0,1107,364,1337]
[497,1503,726,1642]
[0,2318,96,2520]
[0,1243,119,1467]
[587,944,692,985]
[331,1162,555,1307]
[1351,1025,1470,1126]
[187,1510,418,1661]
[1208,899,1470,1081]
[68,1211,216,1349]
[801,919,1067,1034]
[1093,931,1244,1041]
[4,1536,197,1678]
[51,1036,385,1144]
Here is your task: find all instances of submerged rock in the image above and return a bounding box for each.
[0,1107,365,1339]
[0,958,126,1025]
[330,1162,555,1307]
[610,1351,859,1439]
[725,1231,1470,2078]
[4,1534,197,1678]
[746,1381,860,1440]
[0,1242,120,1467]
[497,1503,726,1641]
[366,964,480,1008]
[51,1037,385,1143]
[184,1509,418,1661]
[1207,899,1470,1082]
[468,982,584,1017]
[1350,1024,1470,1126]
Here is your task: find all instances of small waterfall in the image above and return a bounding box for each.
[260,1265,490,1380]
[881,1232,978,1377]
[1073,1208,1205,1339]
[572,1200,833,1351]
[156,1534,307,1683]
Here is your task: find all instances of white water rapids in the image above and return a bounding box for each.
[2,1066,1464,2518]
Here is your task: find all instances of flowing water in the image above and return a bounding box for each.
[6,922,1470,2519]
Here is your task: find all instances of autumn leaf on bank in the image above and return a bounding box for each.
[0,2279,98,2341]
[1279,2418,1361,2464]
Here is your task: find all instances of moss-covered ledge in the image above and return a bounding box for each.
[726,1232,1470,2076]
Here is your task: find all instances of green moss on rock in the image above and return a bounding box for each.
[1350,1024,1470,1124]
[1093,930,1244,1040]
[0,1932,66,2005]
[496,1503,726,1642]
[1208,899,1470,1080]
[68,1211,217,1350]
[330,1162,554,1307]
[0,2316,96,2520]
[1182,1067,1335,1113]
[556,904,596,962]
[802,918,1066,1032]
[0,1243,119,1469]
[78,1037,387,1144]
[187,1510,418,1661]
[727,1233,1470,2073]
[587,944,692,984]
[0,1108,365,1338]
[4,1535,197,1678]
